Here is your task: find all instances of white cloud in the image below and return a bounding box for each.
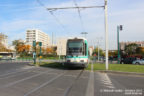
[0,19,46,32]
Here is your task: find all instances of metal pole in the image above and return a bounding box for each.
[117,26,120,64]
[34,50,36,64]
[104,0,109,70]
[98,45,99,62]
[39,46,42,64]
[59,42,61,60]
[33,40,36,65]
[52,32,53,46]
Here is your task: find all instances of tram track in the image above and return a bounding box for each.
[64,68,85,96]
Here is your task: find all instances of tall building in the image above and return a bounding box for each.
[0,33,8,48]
[56,38,67,55]
[26,29,50,48]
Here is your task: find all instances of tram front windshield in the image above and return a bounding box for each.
[67,40,84,56]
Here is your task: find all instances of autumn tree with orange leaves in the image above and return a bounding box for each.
[17,45,31,54]
[136,47,144,56]
[46,47,53,54]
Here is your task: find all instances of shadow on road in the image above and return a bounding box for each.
[40,62,84,70]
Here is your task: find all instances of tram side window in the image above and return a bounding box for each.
[85,43,87,56]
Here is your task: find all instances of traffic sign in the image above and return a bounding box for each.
[39,42,42,46]
[33,41,36,47]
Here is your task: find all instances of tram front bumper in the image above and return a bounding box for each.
[65,62,88,67]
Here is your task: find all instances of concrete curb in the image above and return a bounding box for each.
[96,70,144,76]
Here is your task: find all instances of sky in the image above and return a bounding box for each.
[0,0,144,49]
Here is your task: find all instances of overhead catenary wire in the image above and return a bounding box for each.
[36,0,105,36]
[37,0,109,70]
[36,0,69,34]
[72,0,85,32]
[47,6,104,10]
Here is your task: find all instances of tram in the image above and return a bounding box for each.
[65,37,89,68]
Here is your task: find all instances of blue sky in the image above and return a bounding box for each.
[0,0,144,49]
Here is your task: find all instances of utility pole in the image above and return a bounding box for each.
[104,0,109,70]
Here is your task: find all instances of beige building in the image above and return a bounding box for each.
[26,29,50,48]
[56,38,67,55]
[0,33,8,48]
[89,46,94,56]
[120,41,144,50]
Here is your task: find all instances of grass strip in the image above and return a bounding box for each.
[86,63,144,73]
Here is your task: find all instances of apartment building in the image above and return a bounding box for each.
[0,33,8,48]
[56,38,67,55]
[26,29,50,48]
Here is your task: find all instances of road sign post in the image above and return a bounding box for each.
[39,42,42,65]
[33,40,36,65]
[33,52,36,64]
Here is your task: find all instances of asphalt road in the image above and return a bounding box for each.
[0,62,143,96]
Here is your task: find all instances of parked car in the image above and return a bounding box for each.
[132,59,144,65]
[120,57,137,64]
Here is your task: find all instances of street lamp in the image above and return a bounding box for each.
[117,25,123,64]
[81,32,88,38]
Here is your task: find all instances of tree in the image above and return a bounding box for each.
[109,50,118,57]
[92,47,105,57]
[12,39,24,53]
[124,43,138,55]
[25,45,31,53]
[46,47,53,54]
[136,47,144,56]
[17,45,31,53]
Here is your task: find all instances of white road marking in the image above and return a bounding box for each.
[0,71,30,79]
[0,70,52,88]
[24,72,65,96]
[98,72,115,89]
[85,64,94,96]
[0,66,34,78]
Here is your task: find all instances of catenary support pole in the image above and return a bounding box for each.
[117,26,120,64]
[104,0,109,70]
